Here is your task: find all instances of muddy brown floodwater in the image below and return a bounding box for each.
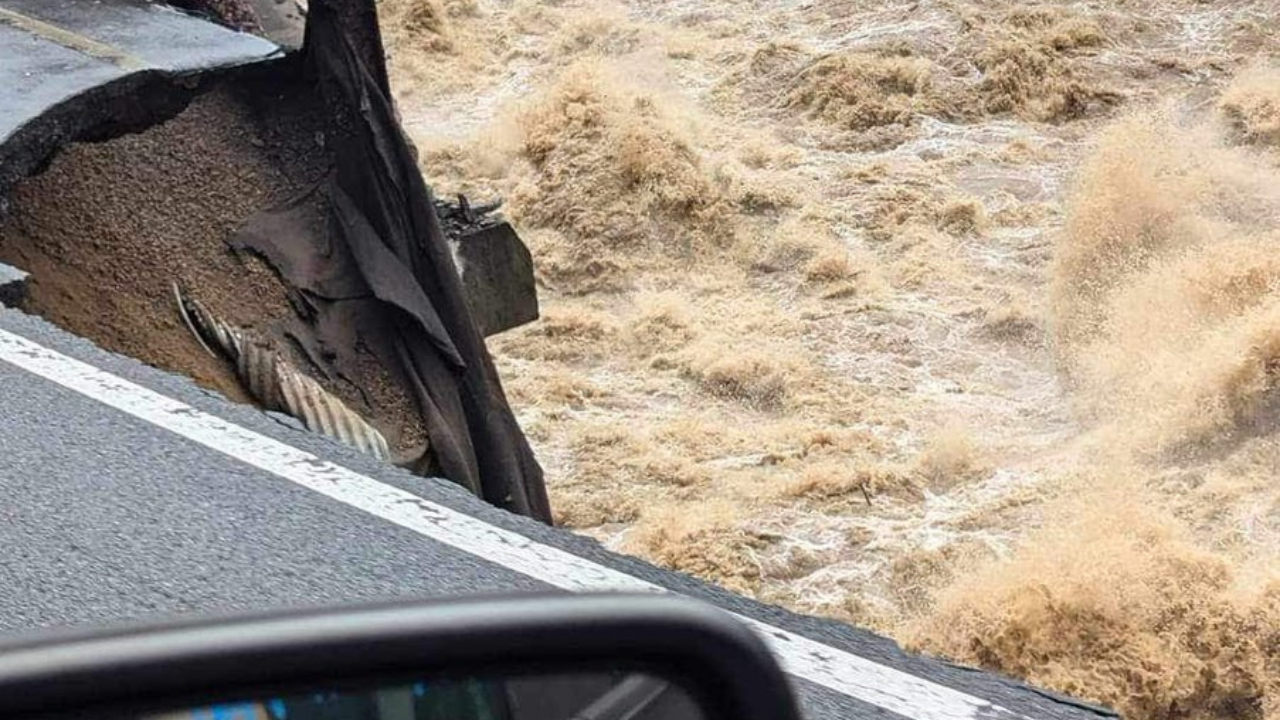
[376,0,1280,718]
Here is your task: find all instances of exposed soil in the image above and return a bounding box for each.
[0,72,428,453]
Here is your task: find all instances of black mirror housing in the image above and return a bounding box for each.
[0,595,802,720]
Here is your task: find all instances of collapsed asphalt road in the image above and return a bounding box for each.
[4,0,552,524]
[0,2,1119,719]
[0,308,1117,720]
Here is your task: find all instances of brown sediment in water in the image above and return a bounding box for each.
[379,0,1280,715]
[909,490,1280,720]
[908,103,1280,720]
[1220,61,1280,148]
[0,80,428,453]
[1050,110,1280,449]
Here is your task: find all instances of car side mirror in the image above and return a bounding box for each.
[0,595,802,720]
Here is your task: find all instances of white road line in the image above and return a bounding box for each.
[0,328,1023,720]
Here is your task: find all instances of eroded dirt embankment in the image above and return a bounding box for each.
[0,72,428,454]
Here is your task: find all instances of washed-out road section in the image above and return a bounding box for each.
[0,1,1116,718]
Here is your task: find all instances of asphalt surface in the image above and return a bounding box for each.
[0,0,276,140]
[0,0,278,204]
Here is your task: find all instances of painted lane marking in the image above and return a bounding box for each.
[0,328,1024,720]
[0,7,147,71]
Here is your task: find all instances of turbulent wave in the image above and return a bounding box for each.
[911,100,1280,720]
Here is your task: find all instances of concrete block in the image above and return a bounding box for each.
[450,221,539,337]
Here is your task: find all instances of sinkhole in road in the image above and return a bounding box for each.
[0,75,430,463]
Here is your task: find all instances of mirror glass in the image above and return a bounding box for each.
[129,671,706,720]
